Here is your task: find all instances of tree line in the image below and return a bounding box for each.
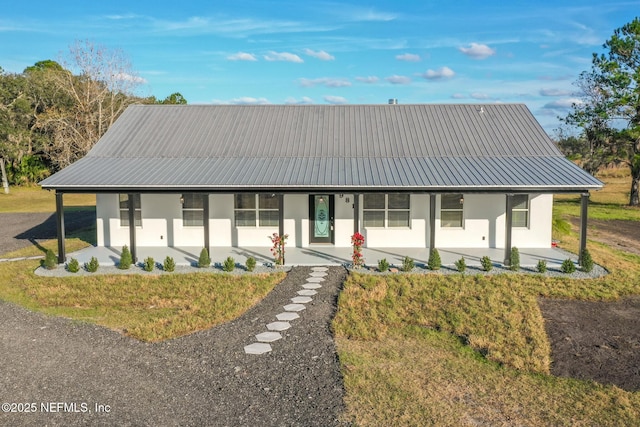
[557,17,640,207]
[0,40,186,189]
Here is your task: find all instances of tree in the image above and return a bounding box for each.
[158,92,187,105]
[563,18,640,206]
[34,40,146,170]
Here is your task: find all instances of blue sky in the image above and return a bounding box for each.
[1,1,638,133]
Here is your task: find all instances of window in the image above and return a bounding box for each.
[119,194,141,227]
[363,194,410,228]
[234,194,280,227]
[441,194,464,228]
[512,195,529,228]
[182,194,204,227]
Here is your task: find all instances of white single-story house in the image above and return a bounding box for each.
[40,103,602,265]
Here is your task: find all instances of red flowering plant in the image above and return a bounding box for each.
[269,233,288,266]
[351,232,365,269]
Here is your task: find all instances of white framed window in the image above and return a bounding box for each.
[363,194,410,228]
[234,194,279,227]
[182,194,204,227]
[512,195,529,228]
[440,194,464,228]
[119,194,141,227]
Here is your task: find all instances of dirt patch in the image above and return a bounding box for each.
[540,297,640,391]
[569,217,640,256]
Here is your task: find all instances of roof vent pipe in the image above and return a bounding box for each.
[388,99,398,105]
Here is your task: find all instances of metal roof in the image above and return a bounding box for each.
[40,104,603,192]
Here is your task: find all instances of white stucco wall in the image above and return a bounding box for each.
[95,192,553,249]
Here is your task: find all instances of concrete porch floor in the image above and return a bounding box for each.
[66,245,576,269]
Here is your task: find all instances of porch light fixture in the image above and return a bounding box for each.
[459,197,464,204]
[180,195,184,204]
[339,194,344,198]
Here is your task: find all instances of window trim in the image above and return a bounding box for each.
[440,193,464,229]
[119,194,142,227]
[512,194,530,228]
[182,193,205,227]
[362,193,411,229]
[234,194,280,228]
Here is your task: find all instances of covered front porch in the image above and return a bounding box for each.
[66,245,577,270]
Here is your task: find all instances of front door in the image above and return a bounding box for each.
[309,195,334,244]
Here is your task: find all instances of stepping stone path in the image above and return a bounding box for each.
[244,266,328,355]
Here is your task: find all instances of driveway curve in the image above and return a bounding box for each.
[0,266,349,426]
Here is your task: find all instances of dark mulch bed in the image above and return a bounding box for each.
[540,297,640,391]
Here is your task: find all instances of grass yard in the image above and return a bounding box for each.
[0,185,95,213]
[333,167,640,426]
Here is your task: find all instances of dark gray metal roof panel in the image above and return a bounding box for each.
[41,103,603,191]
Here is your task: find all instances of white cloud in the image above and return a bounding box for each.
[213,97,270,105]
[227,52,258,61]
[395,53,420,62]
[285,96,314,104]
[385,75,412,85]
[542,98,583,109]
[264,51,303,63]
[299,77,351,88]
[356,76,379,84]
[451,93,466,99]
[459,43,496,59]
[421,66,455,80]
[540,88,572,96]
[114,73,148,84]
[303,48,335,61]
[324,95,348,104]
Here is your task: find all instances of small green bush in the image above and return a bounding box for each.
[455,257,466,273]
[480,256,493,272]
[246,257,256,272]
[198,248,211,268]
[43,249,57,270]
[85,256,99,273]
[223,256,235,272]
[427,249,441,271]
[509,247,520,271]
[536,259,547,273]
[378,258,390,272]
[402,256,415,272]
[163,256,176,272]
[561,259,576,274]
[143,257,155,272]
[66,258,80,273]
[580,248,594,273]
[118,245,132,270]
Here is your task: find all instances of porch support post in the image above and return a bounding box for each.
[55,191,66,264]
[429,194,436,250]
[203,193,210,255]
[353,193,360,234]
[579,192,589,265]
[504,193,514,265]
[128,193,137,263]
[278,193,285,265]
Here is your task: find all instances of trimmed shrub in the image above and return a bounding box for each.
[223,256,235,272]
[118,245,132,270]
[561,259,576,274]
[378,258,390,272]
[536,259,547,273]
[480,256,493,272]
[198,248,211,268]
[402,256,415,272]
[580,248,594,273]
[85,256,99,273]
[246,257,256,272]
[163,256,176,272]
[427,249,441,271]
[509,247,520,271]
[43,249,57,270]
[67,258,80,273]
[455,257,466,273]
[143,257,154,272]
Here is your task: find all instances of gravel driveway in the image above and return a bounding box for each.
[0,266,350,426]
